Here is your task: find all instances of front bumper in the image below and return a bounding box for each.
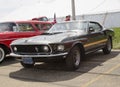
[10,52,68,58]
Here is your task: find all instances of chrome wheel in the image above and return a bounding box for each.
[103,38,112,54]
[66,46,81,70]
[107,39,112,51]
[0,47,5,63]
[73,49,80,66]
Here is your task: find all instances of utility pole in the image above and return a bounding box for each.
[71,0,76,20]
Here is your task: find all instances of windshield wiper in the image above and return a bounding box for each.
[42,32,63,35]
[51,32,63,34]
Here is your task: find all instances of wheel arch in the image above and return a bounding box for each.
[0,44,10,54]
[71,42,85,58]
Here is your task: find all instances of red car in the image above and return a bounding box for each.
[0,20,53,63]
[32,16,56,24]
[32,16,49,21]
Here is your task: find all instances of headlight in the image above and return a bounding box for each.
[13,46,17,51]
[57,45,64,51]
[43,46,49,52]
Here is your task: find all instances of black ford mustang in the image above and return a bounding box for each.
[10,20,114,70]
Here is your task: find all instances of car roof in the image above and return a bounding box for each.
[58,20,99,24]
[0,20,53,24]
[57,20,88,23]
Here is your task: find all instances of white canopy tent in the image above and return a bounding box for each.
[0,0,120,28]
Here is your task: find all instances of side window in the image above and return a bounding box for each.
[35,24,42,30]
[81,22,88,32]
[18,23,34,32]
[0,23,17,32]
[39,17,48,21]
[35,24,52,31]
[89,22,102,32]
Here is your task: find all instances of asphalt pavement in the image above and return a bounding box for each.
[0,50,120,87]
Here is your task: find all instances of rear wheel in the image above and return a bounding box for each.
[66,46,81,70]
[0,47,6,63]
[20,61,35,68]
[103,38,112,54]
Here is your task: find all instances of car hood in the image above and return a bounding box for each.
[11,30,85,45]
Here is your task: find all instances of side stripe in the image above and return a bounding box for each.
[84,39,107,48]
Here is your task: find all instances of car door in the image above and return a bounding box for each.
[85,22,107,52]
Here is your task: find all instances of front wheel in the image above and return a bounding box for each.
[20,61,35,68]
[102,38,112,54]
[66,46,81,70]
[0,47,6,63]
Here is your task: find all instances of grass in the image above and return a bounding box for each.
[113,27,120,49]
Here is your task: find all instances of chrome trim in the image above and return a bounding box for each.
[11,44,53,54]
[10,52,68,58]
[48,44,52,54]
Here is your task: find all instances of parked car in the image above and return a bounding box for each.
[32,16,56,24]
[0,20,53,63]
[10,20,114,70]
[32,16,49,21]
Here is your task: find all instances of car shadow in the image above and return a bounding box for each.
[0,57,18,66]
[9,50,120,82]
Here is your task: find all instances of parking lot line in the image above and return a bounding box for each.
[81,63,120,87]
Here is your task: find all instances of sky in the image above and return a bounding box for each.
[0,0,120,21]
[0,0,56,18]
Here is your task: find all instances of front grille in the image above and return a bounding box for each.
[11,45,51,55]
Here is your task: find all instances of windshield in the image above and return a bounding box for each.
[0,23,16,32]
[48,21,87,33]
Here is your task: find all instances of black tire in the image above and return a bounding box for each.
[66,46,81,70]
[20,61,35,68]
[102,38,112,54]
[0,47,6,63]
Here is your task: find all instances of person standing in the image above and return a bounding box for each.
[65,15,71,21]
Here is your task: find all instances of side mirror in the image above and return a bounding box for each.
[89,27,94,33]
